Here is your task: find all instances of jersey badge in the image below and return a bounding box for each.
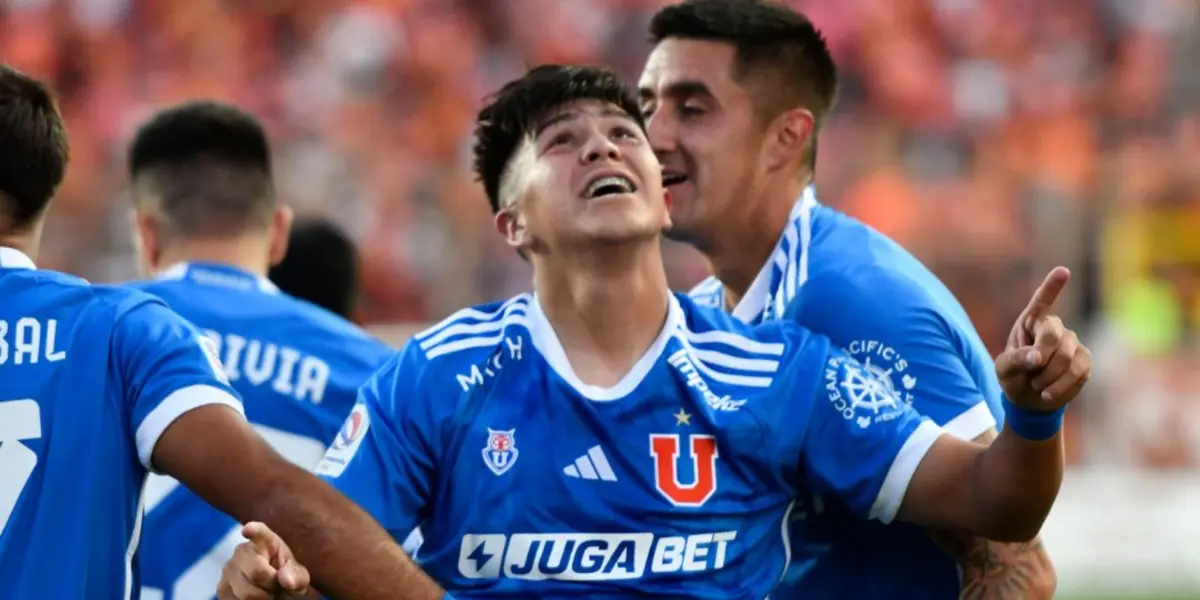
[482,428,519,476]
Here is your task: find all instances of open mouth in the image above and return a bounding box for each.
[584,175,637,199]
[662,171,689,188]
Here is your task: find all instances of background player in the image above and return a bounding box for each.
[269,217,362,321]
[123,101,397,600]
[639,1,1058,597]
[216,65,1089,600]
[0,66,442,599]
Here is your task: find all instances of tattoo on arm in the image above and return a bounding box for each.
[953,537,1054,600]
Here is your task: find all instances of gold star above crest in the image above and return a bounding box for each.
[673,408,692,426]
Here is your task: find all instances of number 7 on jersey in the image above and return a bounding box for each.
[0,399,42,535]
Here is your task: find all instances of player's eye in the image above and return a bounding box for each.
[639,104,657,119]
[611,126,638,141]
[546,131,574,148]
[680,104,705,118]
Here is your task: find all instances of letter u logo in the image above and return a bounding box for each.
[649,434,718,507]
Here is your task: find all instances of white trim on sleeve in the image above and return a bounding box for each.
[941,400,997,441]
[135,384,245,471]
[868,419,943,524]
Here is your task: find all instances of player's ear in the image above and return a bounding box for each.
[268,204,294,267]
[494,208,530,252]
[765,107,815,173]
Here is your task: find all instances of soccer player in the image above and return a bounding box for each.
[215,65,1089,600]
[269,217,361,320]
[122,101,398,600]
[0,67,442,600]
[638,0,1062,597]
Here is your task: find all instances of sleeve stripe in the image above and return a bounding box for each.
[868,419,943,524]
[135,384,245,471]
[941,401,998,441]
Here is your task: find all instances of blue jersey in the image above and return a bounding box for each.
[690,188,1005,599]
[314,292,945,599]
[0,248,243,599]
[128,262,393,600]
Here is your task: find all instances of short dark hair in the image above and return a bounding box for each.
[0,65,69,228]
[268,217,359,319]
[472,65,644,214]
[650,0,837,166]
[128,100,274,236]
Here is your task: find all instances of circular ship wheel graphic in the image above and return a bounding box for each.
[840,358,901,415]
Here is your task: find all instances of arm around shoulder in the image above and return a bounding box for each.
[116,301,443,599]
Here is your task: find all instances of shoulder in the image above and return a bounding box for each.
[87,283,175,324]
[387,294,534,388]
[275,292,391,353]
[796,262,936,321]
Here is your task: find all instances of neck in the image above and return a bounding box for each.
[0,224,40,263]
[155,236,271,277]
[533,240,672,387]
[706,175,809,308]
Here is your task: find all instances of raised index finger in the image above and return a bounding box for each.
[1021,267,1071,326]
[242,522,292,564]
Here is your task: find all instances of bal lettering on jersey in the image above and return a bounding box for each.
[0,318,68,365]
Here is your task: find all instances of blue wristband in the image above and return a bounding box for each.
[1002,394,1066,441]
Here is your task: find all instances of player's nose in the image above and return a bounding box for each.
[645,112,676,155]
[580,133,622,164]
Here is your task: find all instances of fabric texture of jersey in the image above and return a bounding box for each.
[690,188,1005,599]
[315,292,943,599]
[129,262,393,600]
[0,248,243,600]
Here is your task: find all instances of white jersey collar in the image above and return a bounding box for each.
[155,261,280,294]
[730,186,818,323]
[526,291,683,402]
[0,246,36,270]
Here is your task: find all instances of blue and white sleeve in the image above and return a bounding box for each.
[112,297,244,472]
[799,349,943,524]
[315,342,434,542]
[788,268,999,441]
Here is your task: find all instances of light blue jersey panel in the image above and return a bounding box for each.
[690,189,1004,599]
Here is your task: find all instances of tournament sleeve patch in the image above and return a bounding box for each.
[315,403,370,477]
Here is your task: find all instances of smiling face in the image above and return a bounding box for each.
[495,99,670,254]
[638,38,768,246]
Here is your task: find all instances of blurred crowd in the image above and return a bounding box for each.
[3,0,1199,467]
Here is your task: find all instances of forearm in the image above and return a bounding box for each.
[249,463,443,600]
[968,428,1063,541]
[155,406,442,600]
[932,530,1057,599]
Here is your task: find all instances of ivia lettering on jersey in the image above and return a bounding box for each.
[201,329,329,404]
[845,339,917,405]
[0,318,67,366]
[457,531,738,581]
[455,336,523,391]
[667,349,745,412]
[824,354,907,429]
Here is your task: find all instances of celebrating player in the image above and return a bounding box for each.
[639,0,1064,597]
[0,67,442,600]
[122,101,399,600]
[216,65,1088,600]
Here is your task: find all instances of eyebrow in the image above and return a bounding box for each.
[637,80,714,103]
[533,106,635,137]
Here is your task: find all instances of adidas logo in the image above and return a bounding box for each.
[563,445,617,481]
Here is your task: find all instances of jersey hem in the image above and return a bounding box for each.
[135,384,245,471]
[939,401,997,441]
[868,419,942,523]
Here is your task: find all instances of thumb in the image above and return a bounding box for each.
[995,346,1042,379]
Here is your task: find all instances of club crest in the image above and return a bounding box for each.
[482,428,519,476]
